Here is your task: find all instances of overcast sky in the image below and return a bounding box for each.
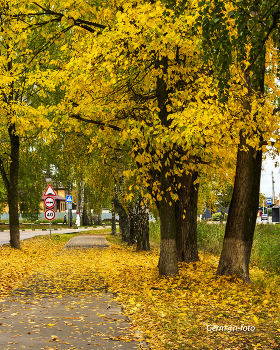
[260,154,280,199]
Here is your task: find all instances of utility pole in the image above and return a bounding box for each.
[272,171,275,205]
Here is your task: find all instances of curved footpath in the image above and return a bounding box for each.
[0,234,149,349]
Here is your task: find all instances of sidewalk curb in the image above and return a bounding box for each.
[124,310,150,349]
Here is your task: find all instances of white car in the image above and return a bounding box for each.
[261,214,268,221]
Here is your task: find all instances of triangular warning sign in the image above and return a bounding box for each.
[44,184,57,196]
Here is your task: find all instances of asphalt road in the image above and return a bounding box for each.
[0,226,111,246]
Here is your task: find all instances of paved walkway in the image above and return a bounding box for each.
[0,226,111,246]
[65,235,110,249]
[0,235,148,349]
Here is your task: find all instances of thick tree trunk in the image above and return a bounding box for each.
[217,136,262,283]
[111,209,116,235]
[114,196,130,242]
[7,125,20,249]
[217,64,265,284]
[175,171,200,263]
[157,167,178,277]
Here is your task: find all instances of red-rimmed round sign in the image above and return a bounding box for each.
[45,209,55,221]
[44,196,55,209]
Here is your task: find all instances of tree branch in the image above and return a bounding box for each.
[247,10,280,72]
[273,107,280,115]
[259,140,276,146]
[69,114,122,131]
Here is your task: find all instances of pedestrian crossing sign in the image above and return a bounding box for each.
[66,196,73,202]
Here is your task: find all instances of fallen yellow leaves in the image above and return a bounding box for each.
[0,238,65,296]
[0,233,280,349]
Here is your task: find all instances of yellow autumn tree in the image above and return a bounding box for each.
[42,0,240,276]
[0,2,58,248]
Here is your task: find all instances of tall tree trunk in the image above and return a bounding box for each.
[136,198,150,251]
[128,204,136,244]
[219,208,225,224]
[79,180,84,225]
[154,56,178,277]
[175,170,200,263]
[157,166,178,277]
[217,60,265,284]
[97,213,102,225]
[6,124,20,249]
[111,209,116,235]
[217,136,262,283]
[114,196,130,242]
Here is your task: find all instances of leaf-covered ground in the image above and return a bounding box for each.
[0,231,279,349]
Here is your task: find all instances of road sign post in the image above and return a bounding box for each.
[45,209,55,238]
[66,196,73,228]
[44,185,57,238]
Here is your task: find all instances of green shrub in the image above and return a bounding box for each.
[50,218,64,224]
[211,212,228,221]
[37,219,49,224]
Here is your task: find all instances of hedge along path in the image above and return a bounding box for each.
[0,233,280,349]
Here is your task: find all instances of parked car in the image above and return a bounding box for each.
[261,214,268,221]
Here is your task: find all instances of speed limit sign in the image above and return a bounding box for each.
[45,209,55,221]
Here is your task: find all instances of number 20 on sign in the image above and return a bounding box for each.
[45,209,55,221]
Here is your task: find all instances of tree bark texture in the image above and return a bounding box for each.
[7,124,20,249]
[157,165,179,277]
[154,56,179,276]
[217,135,262,283]
[135,198,150,251]
[217,62,265,284]
[97,214,102,225]
[113,196,130,242]
[175,170,200,263]
[79,180,85,226]
[111,209,116,235]
[128,204,136,244]
[219,209,225,224]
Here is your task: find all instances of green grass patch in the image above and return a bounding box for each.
[149,220,160,247]
[197,222,225,255]
[251,224,280,273]
[149,220,280,274]
[197,222,280,274]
